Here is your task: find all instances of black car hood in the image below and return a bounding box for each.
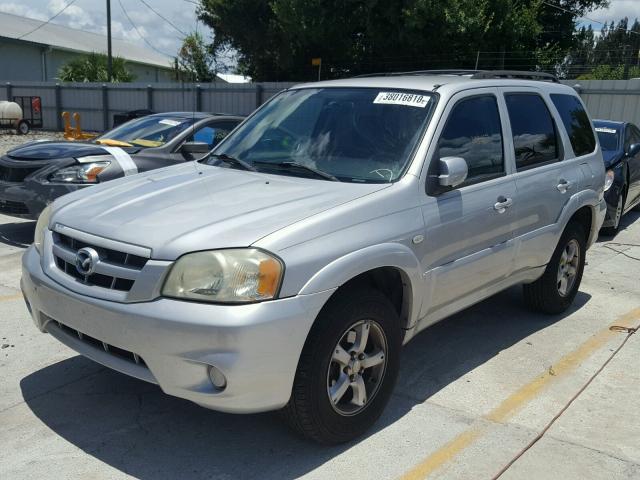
[602,150,623,168]
[6,141,139,161]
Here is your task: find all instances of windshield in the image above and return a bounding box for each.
[96,116,194,148]
[595,127,620,152]
[206,88,435,182]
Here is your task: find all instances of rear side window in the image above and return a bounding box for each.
[437,95,504,183]
[550,94,596,156]
[505,93,558,169]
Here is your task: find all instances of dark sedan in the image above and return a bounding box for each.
[594,119,640,234]
[0,112,243,219]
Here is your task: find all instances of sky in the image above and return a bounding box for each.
[0,0,637,60]
[0,0,200,58]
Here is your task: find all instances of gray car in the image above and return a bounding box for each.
[0,112,243,219]
[21,71,606,444]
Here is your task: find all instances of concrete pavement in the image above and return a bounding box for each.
[0,211,639,480]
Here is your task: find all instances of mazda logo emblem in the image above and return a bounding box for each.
[75,247,99,276]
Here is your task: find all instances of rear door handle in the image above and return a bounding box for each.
[494,196,513,213]
[557,179,574,193]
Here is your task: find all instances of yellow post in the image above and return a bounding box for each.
[73,112,82,139]
[61,111,72,139]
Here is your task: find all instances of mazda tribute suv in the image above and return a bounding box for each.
[21,70,606,444]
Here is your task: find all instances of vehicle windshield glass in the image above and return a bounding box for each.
[205,88,435,182]
[595,127,620,151]
[96,116,194,148]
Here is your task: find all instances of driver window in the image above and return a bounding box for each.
[188,124,234,149]
[437,95,504,184]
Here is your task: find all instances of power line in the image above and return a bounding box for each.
[138,0,188,37]
[118,0,174,57]
[17,0,79,40]
[541,0,640,36]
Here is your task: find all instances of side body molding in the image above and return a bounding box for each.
[298,242,424,328]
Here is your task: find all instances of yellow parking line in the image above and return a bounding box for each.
[0,293,23,302]
[399,307,640,480]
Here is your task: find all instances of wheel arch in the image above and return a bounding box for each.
[298,243,423,331]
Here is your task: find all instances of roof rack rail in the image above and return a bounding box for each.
[354,69,481,78]
[353,69,559,82]
[470,70,559,83]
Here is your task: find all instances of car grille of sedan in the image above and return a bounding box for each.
[0,165,40,183]
[52,232,149,292]
[0,199,29,215]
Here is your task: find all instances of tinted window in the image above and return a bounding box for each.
[550,94,596,156]
[505,94,558,169]
[595,126,620,151]
[437,95,503,183]
[190,123,235,149]
[627,126,640,152]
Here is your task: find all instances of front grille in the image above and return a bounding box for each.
[48,317,147,367]
[0,199,29,215]
[0,165,40,183]
[52,232,148,292]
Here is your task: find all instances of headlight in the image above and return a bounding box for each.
[162,249,284,303]
[48,161,110,183]
[604,169,614,191]
[34,204,53,254]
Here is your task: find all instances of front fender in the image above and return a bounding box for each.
[298,242,424,328]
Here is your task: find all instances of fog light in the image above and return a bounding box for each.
[208,365,227,390]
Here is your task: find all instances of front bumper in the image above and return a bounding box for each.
[0,180,87,220]
[21,246,335,413]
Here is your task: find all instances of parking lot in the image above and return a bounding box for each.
[0,208,639,479]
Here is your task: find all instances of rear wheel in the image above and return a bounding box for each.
[282,288,401,444]
[523,222,586,314]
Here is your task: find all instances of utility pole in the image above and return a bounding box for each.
[107,0,113,82]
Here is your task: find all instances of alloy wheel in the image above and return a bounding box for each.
[557,239,580,297]
[326,319,388,416]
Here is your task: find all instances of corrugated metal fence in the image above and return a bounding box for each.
[2,79,640,132]
[560,79,640,125]
[0,81,296,132]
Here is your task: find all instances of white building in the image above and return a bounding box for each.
[0,11,175,82]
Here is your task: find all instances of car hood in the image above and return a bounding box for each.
[602,150,623,168]
[52,162,391,259]
[6,141,138,161]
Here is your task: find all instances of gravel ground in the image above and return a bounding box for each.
[0,131,66,156]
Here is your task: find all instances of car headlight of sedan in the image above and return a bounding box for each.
[34,203,53,254]
[48,161,111,183]
[604,169,615,191]
[162,249,284,303]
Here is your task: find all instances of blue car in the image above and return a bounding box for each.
[593,120,640,234]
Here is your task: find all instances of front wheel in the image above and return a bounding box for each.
[282,289,401,444]
[602,188,625,236]
[523,222,586,314]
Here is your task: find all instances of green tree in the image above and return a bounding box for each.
[174,32,217,82]
[197,0,608,80]
[57,53,135,82]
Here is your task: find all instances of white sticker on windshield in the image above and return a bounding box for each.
[373,92,430,108]
[595,127,616,134]
[159,119,182,126]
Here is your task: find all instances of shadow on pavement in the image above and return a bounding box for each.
[0,220,35,249]
[20,286,591,480]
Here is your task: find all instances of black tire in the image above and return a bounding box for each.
[282,288,402,444]
[601,186,625,236]
[523,222,586,314]
[17,120,30,135]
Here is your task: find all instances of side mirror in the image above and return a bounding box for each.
[438,156,468,187]
[181,141,210,154]
[628,143,640,157]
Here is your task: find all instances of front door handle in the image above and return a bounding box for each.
[494,196,513,213]
[557,179,574,193]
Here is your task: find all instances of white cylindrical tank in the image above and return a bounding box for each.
[0,101,23,120]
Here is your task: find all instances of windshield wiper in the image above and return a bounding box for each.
[252,161,339,181]
[209,153,257,172]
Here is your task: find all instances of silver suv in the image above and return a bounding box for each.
[21,71,606,444]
